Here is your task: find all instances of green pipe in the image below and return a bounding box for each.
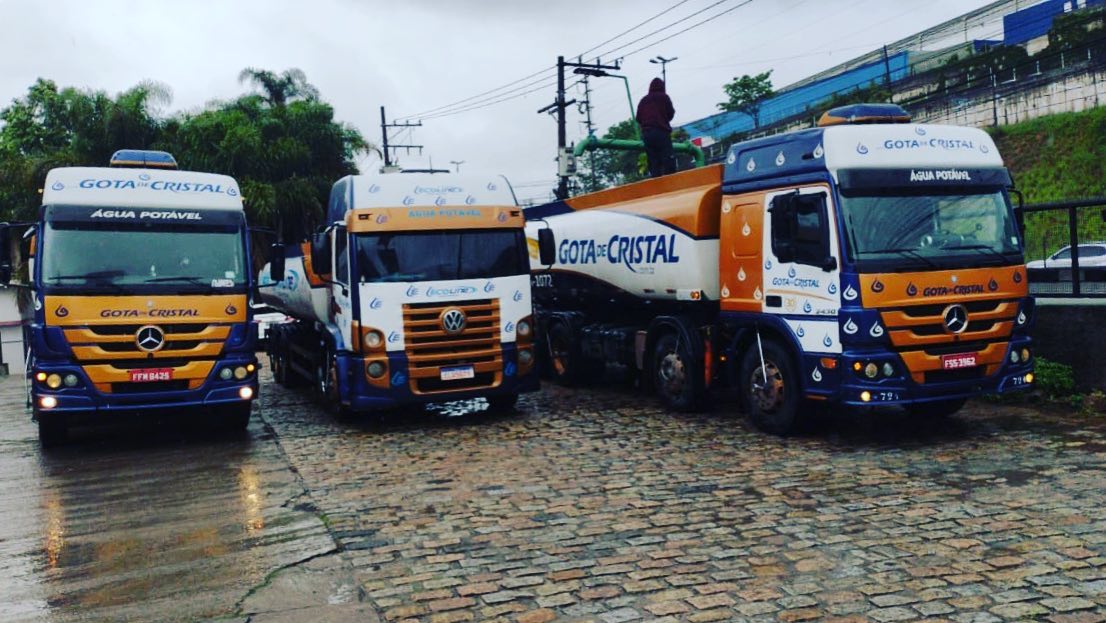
[573,134,705,168]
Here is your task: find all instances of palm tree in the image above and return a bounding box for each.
[237,68,319,107]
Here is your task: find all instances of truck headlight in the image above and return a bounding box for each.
[367,361,386,378]
[1010,350,1020,363]
[63,374,79,387]
[517,321,532,338]
[220,367,234,380]
[1021,348,1030,362]
[864,363,879,379]
[882,363,894,377]
[518,349,533,365]
[234,366,248,380]
[365,331,383,349]
[46,374,63,389]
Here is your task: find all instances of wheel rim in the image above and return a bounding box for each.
[326,361,341,406]
[550,334,569,376]
[750,360,785,413]
[657,350,687,398]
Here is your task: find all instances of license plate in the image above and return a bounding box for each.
[130,368,173,382]
[941,353,977,370]
[440,365,475,381]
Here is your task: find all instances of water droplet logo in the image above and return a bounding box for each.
[225,304,238,315]
[843,318,858,334]
[487,182,498,191]
[764,259,773,270]
[376,214,389,224]
[138,173,151,181]
[803,300,812,313]
[1017,310,1027,325]
[721,285,731,298]
[754,286,763,300]
[980,144,990,154]
[512,290,523,302]
[828,283,838,295]
[844,285,858,301]
[406,285,420,297]
[51,181,64,191]
[34,296,42,311]
[484,281,496,293]
[505,321,515,333]
[775,151,785,166]
[822,334,833,348]
[738,266,747,282]
[727,152,737,165]
[742,222,751,237]
[856,143,869,155]
[227,187,239,197]
[796,325,806,338]
[722,203,732,214]
[368,184,381,193]
[915,127,927,136]
[870,323,884,338]
[388,331,400,343]
[951,274,959,283]
[788,266,797,278]
[390,371,407,387]
[746,158,756,172]
[434,196,446,206]
[906,282,918,297]
[811,367,823,382]
[813,144,824,159]
[56,306,69,318]
[369,297,383,310]
[1013,271,1023,284]
[402,196,414,206]
[465,195,476,205]
[871,279,884,293]
[988,278,999,292]
[504,362,516,377]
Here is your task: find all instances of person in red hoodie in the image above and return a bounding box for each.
[636,77,676,178]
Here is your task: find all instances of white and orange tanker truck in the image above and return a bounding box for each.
[526,104,1035,434]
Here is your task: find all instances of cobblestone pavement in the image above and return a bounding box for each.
[256,377,1106,623]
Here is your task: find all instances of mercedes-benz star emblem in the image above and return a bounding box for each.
[942,304,969,334]
[135,325,166,352]
[440,308,467,336]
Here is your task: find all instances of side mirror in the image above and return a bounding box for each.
[538,228,556,266]
[820,256,838,272]
[0,224,11,285]
[269,243,286,283]
[310,232,332,275]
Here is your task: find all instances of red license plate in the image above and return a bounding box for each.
[130,368,173,382]
[941,353,977,370]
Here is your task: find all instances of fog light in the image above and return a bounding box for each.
[1010,350,1020,364]
[517,320,532,338]
[63,374,79,387]
[864,363,879,379]
[367,361,385,378]
[1021,348,1030,362]
[246,363,256,373]
[860,391,872,403]
[219,367,234,380]
[234,366,248,380]
[518,349,533,365]
[365,331,383,349]
[40,396,58,409]
[238,386,254,400]
[35,371,47,382]
[1025,372,1035,384]
[46,374,62,389]
[882,363,894,377]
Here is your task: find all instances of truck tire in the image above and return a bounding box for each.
[907,398,967,419]
[740,338,803,435]
[219,402,252,431]
[321,354,352,419]
[652,332,704,412]
[486,393,519,413]
[545,321,602,385]
[37,411,68,448]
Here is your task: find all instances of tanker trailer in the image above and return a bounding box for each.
[260,173,539,415]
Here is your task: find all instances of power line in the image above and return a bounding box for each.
[576,0,697,59]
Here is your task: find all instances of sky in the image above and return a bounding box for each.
[0,0,1001,204]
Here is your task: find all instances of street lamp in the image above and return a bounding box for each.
[449,160,465,173]
[649,55,678,84]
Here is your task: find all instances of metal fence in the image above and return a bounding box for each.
[1020,198,1106,297]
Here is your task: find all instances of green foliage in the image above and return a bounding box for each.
[1049,6,1106,52]
[718,71,774,128]
[587,119,646,189]
[1033,357,1078,402]
[0,69,369,242]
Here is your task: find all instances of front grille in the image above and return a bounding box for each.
[898,300,1004,317]
[402,299,502,394]
[87,323,210,336]
[99,340,203,352]
[924,367,985,384]
[110,380,190,394]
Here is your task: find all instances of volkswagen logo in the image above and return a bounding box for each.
[439,308,466,335]
[942,304,969,334]
[135,325,166,353]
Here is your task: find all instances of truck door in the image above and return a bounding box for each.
[332,225,353,351]
[762,186,842,355]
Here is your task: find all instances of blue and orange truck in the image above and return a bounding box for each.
[526,104,1035,434]
[0,150,259,445]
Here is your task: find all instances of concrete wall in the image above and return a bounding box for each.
[1032,301,1106,390]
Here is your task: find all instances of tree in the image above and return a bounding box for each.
[237,67,319,107]
[718,71,774,129]
[586,119,647,189]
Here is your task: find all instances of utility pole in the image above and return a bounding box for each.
[650,55,678,84]
[380,106,423,171]
[539,55,619,199]
[881,46,892,88]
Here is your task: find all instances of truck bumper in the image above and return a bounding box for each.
[29,355,260,419]
[340,344,540,411]
[819,337,1034,407]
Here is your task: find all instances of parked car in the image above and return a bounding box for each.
[1026,242,1106,269]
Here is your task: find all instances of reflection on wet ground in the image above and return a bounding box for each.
[0,376,334,623]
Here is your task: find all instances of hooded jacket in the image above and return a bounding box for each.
[635,78,675,133]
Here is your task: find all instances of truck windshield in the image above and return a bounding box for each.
[42,222,247,291]
[354,229,528,283]
[839,188,1022,270]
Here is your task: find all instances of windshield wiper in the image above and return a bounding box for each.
[143,276,215,286]
[942,244,1013,264]
[865,247,941,270]
[47,271,127,292]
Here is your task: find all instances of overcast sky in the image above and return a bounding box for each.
[0,0,999,203]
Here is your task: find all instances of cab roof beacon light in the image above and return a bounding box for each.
[109,149,179,170]
[817,103,912,127]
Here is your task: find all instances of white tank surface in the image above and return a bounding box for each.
[526,165,723,302]
[258,248,329,323]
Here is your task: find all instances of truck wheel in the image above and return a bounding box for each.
[37,412,68,448]
[322,356,352,419]
[486,393,519,413]
[220,402,252,431]
[653,332,704,412]
[740,338,803,435]
[546,322,602,385]
[907,398,967,419]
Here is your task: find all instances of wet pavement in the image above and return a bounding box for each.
[2,368,1106,622]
